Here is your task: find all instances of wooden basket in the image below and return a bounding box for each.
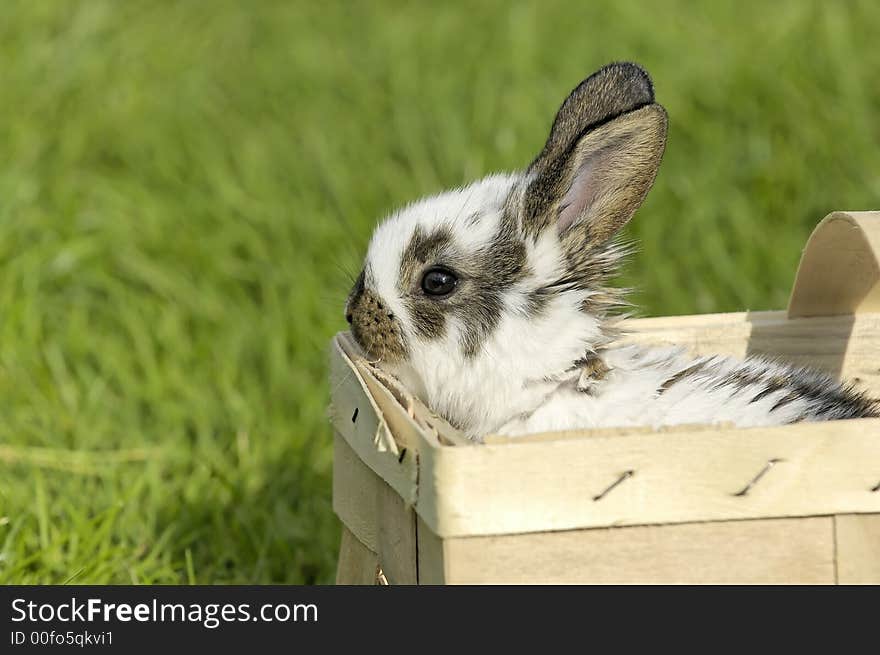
[329,211,880,584]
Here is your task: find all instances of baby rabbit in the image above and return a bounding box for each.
[345,62,878,440]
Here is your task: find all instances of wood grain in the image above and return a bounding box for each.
[329,338,419,504]
[620,311,880,392]
[336,525,379,585]
[416,516,447,585]
[788,211,880,318]
[418,419,880,537]
[427,516,835,584]
[835,513,880,584]
[332,434,418,584]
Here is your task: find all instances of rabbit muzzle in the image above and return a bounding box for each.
[346,286,407,362]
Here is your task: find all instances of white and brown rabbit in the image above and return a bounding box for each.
[345,62,878,440]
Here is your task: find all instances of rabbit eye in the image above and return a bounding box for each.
[421,267,458,297]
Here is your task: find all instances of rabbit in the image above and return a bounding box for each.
[344,62,879,440]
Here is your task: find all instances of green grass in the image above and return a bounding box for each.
[1,0,878,583]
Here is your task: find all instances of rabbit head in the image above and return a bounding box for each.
[346,62,668,438]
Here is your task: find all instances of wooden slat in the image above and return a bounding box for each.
[333,432,380,552]
[376,476,418,585]
[788,211,880,318]
[432,516,835,584]
[484,421,735,446]
[620,311,880,393]
[332,434,418,584]
[416,516,447,585]
[835,513,880,584]
[417,418,880,538]
[336,525,379,585]
[329,338,418,504]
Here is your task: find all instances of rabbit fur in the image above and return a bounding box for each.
[345,62,878,440]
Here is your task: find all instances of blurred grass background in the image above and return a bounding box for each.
[0,0,878,583]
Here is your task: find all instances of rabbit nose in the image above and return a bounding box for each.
[345,311,353,325]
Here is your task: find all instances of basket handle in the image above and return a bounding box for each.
[787,211,880,318]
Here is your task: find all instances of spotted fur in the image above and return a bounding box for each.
[497,347,878,436]
[345,62,879,439]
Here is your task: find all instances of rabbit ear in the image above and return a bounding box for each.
[528,62,656,176]
[521,64,667,245]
